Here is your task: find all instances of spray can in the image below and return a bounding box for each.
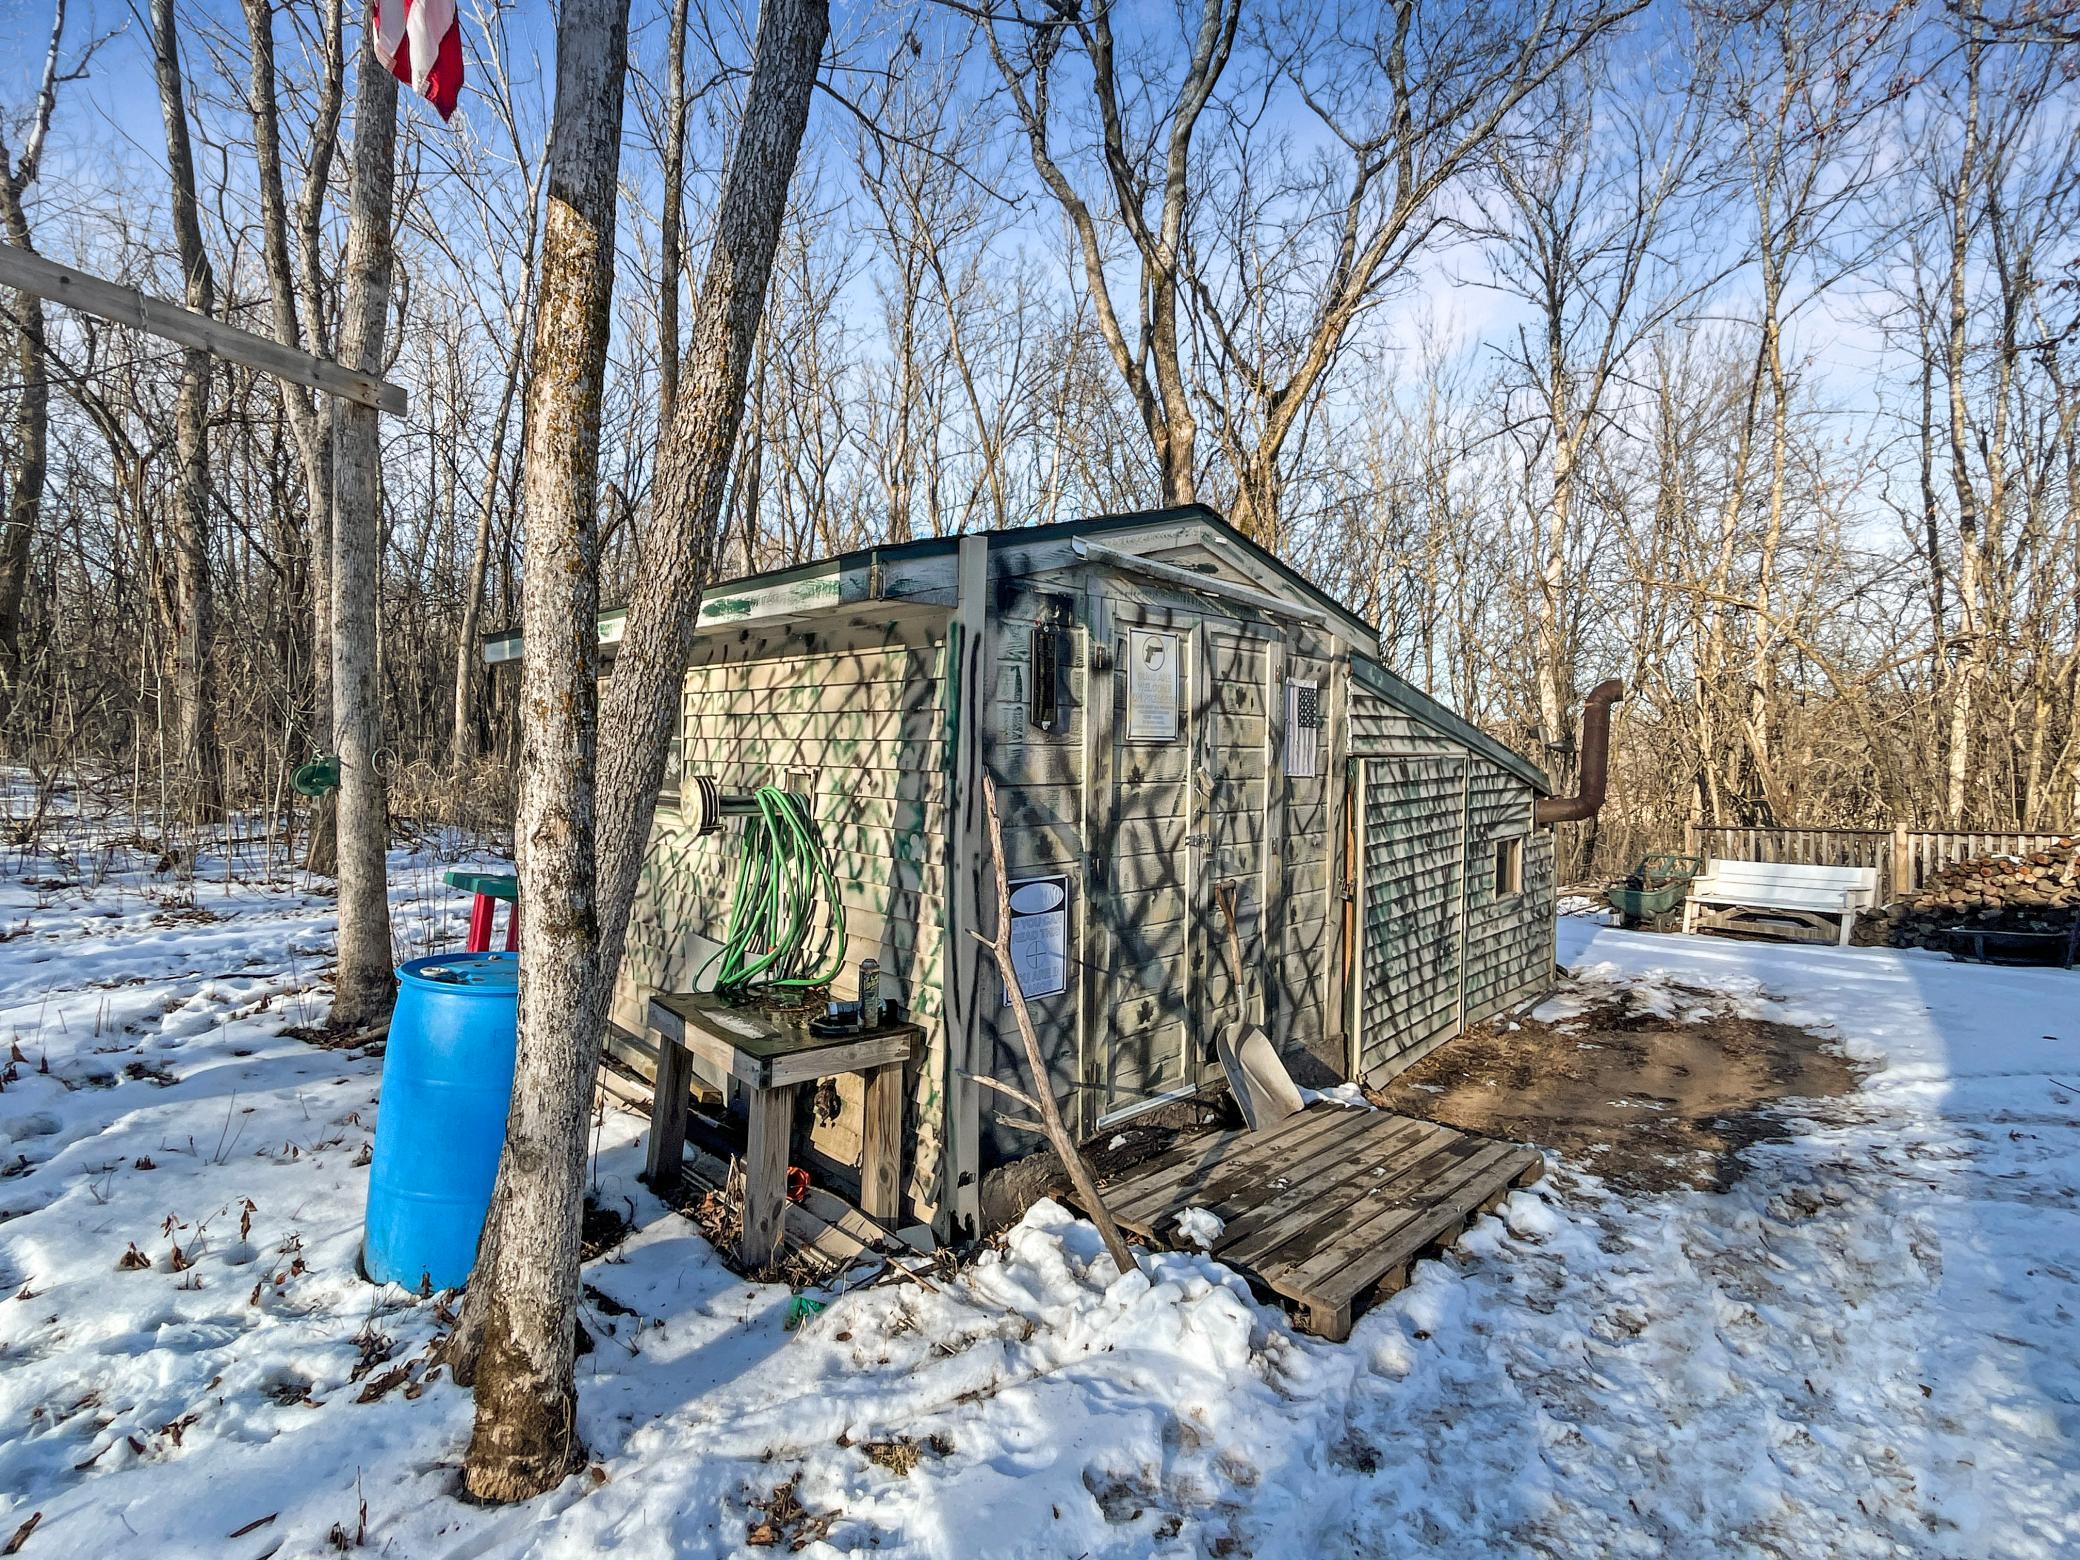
[858,958,882,1031]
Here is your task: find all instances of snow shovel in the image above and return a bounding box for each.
[1212,880,1306,1133]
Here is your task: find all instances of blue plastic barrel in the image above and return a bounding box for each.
[363,952,519,1291]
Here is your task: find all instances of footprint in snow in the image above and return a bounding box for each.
[0,1112,63,1146]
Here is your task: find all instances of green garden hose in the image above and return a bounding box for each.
[698,787,848,1000]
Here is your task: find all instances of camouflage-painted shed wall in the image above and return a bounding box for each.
[610,609,954,1224]
[1345,681,1556,1082]
[959,552,1348,1177]
[600,512,1556,1242]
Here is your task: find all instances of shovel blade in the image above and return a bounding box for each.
[1216,1023,1306,1133]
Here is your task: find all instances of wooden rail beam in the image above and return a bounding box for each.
[0,241,407,415]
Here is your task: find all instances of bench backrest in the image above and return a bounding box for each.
[1695,858,1879,903]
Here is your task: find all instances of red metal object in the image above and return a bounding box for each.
[503,902,519,952]
[466,893,497,953]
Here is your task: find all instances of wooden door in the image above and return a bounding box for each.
[1353,755,1468,1079]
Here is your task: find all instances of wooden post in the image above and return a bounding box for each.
[860,1062,903,1223]
[1891,824,1912,902]
[1327,653,1352,1063]
[0,241,406,413]
[942,535,988,1237]
[1261,630,1288,1038]
[740,1082,796,1271]
[1076,582,1118,1139]
[643,1033,694,1188]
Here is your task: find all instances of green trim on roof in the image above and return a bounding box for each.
[484,504,1363,652]
[479,505,1545,794]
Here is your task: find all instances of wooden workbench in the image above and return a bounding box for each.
[643,992,918,1270]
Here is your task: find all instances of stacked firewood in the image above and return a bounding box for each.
[1857,840,2080,948]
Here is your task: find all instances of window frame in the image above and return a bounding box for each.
[1493,835,1525,898]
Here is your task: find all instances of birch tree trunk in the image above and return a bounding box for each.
[329,36,399,1030]
[460,0,631,1503]
[148,0,219,810]
[1942,17,1985,827]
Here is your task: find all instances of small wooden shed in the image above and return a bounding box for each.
[488,505,1564,1241]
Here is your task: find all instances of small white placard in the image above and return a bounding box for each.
[1004,873,1070,1002]
[1126,629,1180,742]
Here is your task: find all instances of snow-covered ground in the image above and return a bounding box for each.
[2,832,2077,1557]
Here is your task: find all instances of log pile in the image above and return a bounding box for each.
[1857,839,2080,949]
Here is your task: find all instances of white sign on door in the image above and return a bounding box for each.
[1126,628,1180,741]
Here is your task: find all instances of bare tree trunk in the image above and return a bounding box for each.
[0,2,68,690]
[459,0,632,1503]
[329,35,399,1029]
[240,0,339,754]
[0,199,45,689]
[656,0,690,428]
[0,257,42,690]
[303,0,347,740]
[592,0,828,978]
[148,0,219,810]
[448,0,826,1452]
[450,289,531,775]
[1943,17,1985,827]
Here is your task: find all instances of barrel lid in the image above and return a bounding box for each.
[396,952,519,992]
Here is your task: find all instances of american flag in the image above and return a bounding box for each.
[371,0,463,121]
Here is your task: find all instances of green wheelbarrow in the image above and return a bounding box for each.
[1607,853,1704,930]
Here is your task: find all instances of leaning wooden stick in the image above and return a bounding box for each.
[973,775,1139,1279]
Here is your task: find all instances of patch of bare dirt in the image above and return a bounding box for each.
[1375,985,1864,1193]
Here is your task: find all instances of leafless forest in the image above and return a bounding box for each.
[2,0,2076,875]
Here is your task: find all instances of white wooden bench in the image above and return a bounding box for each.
[1682,859,1880,946]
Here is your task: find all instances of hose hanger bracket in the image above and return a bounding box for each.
[687,777,848,1002]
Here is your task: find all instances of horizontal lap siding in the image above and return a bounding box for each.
[1348,700,1460,758]
[1461,762,1550,1026]
[612,617,951,1221]
[1347,680,1554,1082]
[1357,756,1466,1077]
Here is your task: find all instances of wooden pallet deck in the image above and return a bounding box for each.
[1081,1105,1543,1341]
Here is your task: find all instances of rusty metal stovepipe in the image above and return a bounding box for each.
[1532,679,1625,827]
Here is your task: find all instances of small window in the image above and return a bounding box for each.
[1494,837,1524,897]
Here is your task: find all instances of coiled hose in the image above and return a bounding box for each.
[698,787,848,1000]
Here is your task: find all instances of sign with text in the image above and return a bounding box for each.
[1004,873,1070,1003]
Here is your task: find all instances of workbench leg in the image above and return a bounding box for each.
[739,1083,796,1273]
[644,1038,693,1191]
[860,1062,904,1224]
